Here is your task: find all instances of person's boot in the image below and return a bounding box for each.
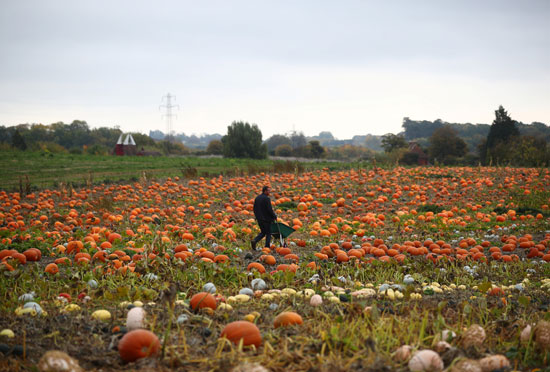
[251,240,257,251]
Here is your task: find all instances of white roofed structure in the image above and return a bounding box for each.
[114,133,137,156]
[123,134,136,146]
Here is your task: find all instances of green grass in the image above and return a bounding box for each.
[0,151,354,191]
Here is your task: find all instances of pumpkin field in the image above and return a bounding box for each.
[1,165,550,372]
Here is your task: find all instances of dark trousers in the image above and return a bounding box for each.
[253,220,272,248]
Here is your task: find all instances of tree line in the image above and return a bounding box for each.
[1,121,189,155]
[205,122,327,159]
[2,107,548,166]
[402,115,550,155]
[149,130,222,149]
[383,106,549,166]
[209,122,377,161]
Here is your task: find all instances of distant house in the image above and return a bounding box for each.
[114,134,124,155]
[123,134,137,155]
[113,134,137,156]
[408,141,429,165]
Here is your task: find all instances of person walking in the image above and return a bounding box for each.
[251,186,277,250]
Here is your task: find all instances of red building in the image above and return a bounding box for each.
[114,134,124,155]
[113,134,137,156]
[408,142,429,165]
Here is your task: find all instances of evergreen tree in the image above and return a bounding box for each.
[11,129,27,150]
[486,106,519,149]
[482,106,519,163]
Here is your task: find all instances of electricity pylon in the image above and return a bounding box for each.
[159,93,179,137]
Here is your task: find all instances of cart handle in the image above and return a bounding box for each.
[276,222,284,247]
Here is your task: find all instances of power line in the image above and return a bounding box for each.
[159,93,179,137]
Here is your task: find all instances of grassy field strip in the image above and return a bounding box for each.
[9,164,172,173]
[1,169,178,189]
[0,151,353,190]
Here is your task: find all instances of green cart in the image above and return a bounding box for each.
[270,222,295,247]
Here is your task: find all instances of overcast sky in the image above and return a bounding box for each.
[0,0,549,139]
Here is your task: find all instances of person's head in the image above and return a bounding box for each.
[262,186,270,195]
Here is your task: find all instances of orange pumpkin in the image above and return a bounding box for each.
[10,252,27,265]
[336,252,349,263]
[190,292,217,311]
[277,247,292,256]
[214,254,229,263]
[247,262,266,273]
[23,248,42,262]
[220,321,262,347]
[273,311,303,328]
[108,232,122,243]
[55,257,72,266]
[174,244,188,253]
[283,253,299,262]
[118,329,160,362]
[262,255,276,265]
[0,249,16,260]
[44,263,59,274]
[66,240,83,254]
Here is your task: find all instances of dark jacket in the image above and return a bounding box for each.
[253,193,277,222]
